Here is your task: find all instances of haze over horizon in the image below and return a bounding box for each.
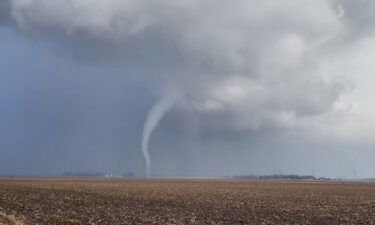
[1,0,375,179]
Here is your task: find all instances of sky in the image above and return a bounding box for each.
[0,0,375,178]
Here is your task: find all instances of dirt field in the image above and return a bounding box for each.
[0,179,374,224]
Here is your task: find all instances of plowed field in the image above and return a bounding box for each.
[0,179,374,224]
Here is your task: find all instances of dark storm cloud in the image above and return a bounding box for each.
[332,0,375,36]
[0,0,375,177]
[0,28,154,175]
[0,0,11,25]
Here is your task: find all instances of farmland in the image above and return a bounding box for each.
[0,179,374,224]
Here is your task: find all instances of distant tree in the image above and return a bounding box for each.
[123,171,134,177]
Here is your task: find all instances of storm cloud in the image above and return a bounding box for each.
[1,0,375,178]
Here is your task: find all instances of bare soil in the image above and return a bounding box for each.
[0,178,374,224]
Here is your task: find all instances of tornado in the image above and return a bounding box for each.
[141,91,180,177]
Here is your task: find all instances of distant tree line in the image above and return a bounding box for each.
[232,174,334,181]
[62,171,104,178]
[61,171,135,178]
[259,174,316,180]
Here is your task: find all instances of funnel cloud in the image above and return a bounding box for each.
[142,89,181,177]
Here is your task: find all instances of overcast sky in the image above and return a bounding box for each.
[0,0,375,178]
